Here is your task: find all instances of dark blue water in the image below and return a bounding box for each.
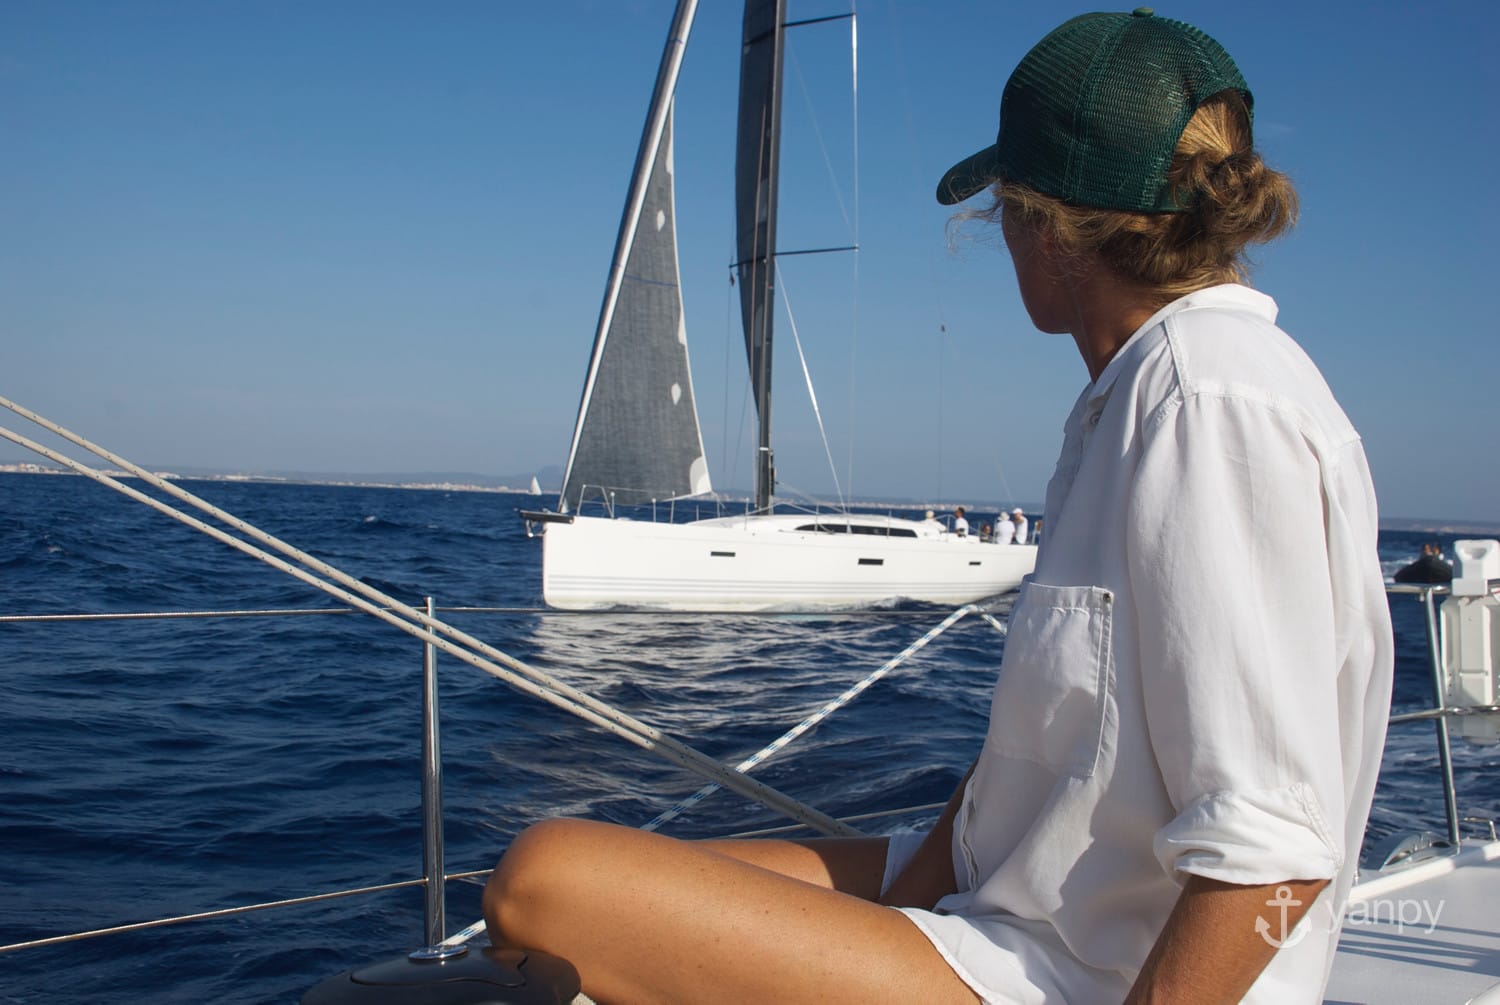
[0,473,1495,1003]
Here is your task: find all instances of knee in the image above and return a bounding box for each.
[483,817,593,946]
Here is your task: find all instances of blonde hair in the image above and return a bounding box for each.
[974,94,1299,299]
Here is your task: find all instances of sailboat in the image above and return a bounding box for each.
[522,0,1036,612]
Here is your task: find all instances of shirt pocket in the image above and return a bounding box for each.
[985,581,1114,778]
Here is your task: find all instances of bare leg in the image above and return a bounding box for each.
[695,835,890,900]
[484,818,978,1004]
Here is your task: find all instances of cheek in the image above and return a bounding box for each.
[1007,252,1054,332]
[1002,222,1046,325]
[1001,216,1072,334]
[1004,247,1071,335]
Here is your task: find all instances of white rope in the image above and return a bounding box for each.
[0,397,861,839]
[641,602,978,832]
[980,611,1009,636]
[443,918,488,947]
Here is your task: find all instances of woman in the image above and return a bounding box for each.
[484,11,1392,1003]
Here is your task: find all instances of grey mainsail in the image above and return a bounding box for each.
[736,0,787,514]
[559,1,710,512]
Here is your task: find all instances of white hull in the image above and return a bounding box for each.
[541,513,1036,611]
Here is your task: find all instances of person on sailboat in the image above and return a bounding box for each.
[481,11,1392,1004]
[993,510,1016,546]
[952,506,970,537]
[1010,507,1029,545]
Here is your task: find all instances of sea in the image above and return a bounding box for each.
[1,472,1496,1003]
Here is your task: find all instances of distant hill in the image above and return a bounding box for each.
[0,462,566,493]
[1380,516,1500,536]
[152,464,566,492]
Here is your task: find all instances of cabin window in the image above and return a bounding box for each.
[851,524,917,538]
[794,523,917,538]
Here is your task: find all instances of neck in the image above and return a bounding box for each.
[1063,266,1168,383]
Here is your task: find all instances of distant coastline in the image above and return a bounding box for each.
[1378,517,1500,536]
[0,463,533,496]
[4,465,1495,534]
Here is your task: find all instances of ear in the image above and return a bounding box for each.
[1036,223,1101,286]
[1031,221,1075,269]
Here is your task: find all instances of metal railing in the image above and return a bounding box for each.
[1384,580,1500,850]
[3,580,1496,960]
[0,599,985,959]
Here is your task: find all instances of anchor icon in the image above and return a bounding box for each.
[1255,885,1311,948]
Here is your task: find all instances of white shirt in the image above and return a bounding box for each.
[954,515,970,537]
[900,285,1393,1003]
[1011,514,1029,545]
[994,517,1016,546]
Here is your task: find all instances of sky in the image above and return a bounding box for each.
[3,1,1496,523]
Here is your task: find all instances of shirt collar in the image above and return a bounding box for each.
[1082,283,1278,411]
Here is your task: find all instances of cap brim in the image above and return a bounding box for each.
[936,144,1003,205]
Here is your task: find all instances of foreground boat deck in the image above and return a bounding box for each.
[1325,840,1500,1004]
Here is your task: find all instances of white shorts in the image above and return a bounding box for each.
[881,830,1126,1005]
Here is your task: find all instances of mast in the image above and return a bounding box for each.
[736,0,787,514]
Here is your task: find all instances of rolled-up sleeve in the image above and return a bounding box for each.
[1126,388,1346,884]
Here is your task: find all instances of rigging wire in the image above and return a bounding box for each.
[781,8,862,505]
[0,395,860,840]
[785,39,854,236]
[882,0,959,508]
[642,599,977,832]
[846,5,861,502]
[723,270,748,504]
[995,455,1018,511]
[0,391,1009,952]
[937,322,946,503]
[775,262,846,511]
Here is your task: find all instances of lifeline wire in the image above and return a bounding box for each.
[448,601,1006,949]
[641,601,978,832]
[0,395,859,839]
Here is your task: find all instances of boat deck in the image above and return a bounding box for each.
[1325,840,1500,1004]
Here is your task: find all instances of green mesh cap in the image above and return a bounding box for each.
[936,8,1253,211]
